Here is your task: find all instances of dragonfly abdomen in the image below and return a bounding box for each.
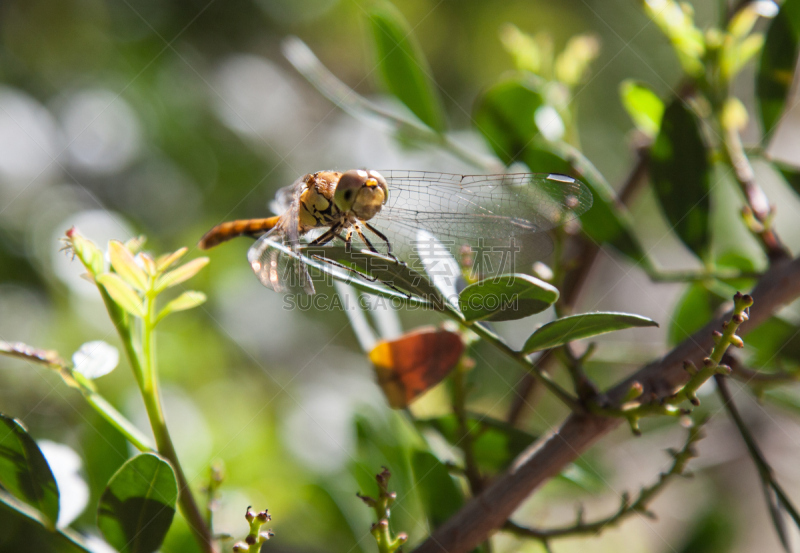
[198,217,280,250]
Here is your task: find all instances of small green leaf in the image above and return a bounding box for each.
[554,34,600,86]
[620,80,664,138]
[158,291,207,322]
[368,2,446,132]
[650,99,712,260]
[66,228,104,276]
[522,312,658,353]
[0,414,59,528]
[154,257,209,291]
[410,450,463,528]
[155,247,188,272]
[473,76,544,164]
[458,274,558,322]
[97,453,178,553]
[96,273,145,318]
[757,0,800,139]
[108,240,148,291]
[668,283,721,346]
[746,316,800,367]
[643,0,705,76]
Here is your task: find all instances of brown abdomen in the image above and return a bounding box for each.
[198,217,280,249]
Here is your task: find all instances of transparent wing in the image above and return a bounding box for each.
[374,171,592,245]
[249,178,314,294]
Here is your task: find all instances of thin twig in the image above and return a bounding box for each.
[715,375,800,543]
[504,422,703,541]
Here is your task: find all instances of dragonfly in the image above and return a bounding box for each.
[198,169,593,295]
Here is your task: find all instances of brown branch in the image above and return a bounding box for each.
[412,256,800,553]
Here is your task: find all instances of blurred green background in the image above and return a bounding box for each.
[2,0,800,552]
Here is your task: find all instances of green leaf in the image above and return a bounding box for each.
[96,273,145,318]
[650,99,711,260]
[0,414,59,528]
[368,2,446,132]
[157,291,207,322]
[410,450,463,528]
[418,413,537,473]
[300,243,443,307]
[643,0,705,76]
[0,492,92,553]
[154,257,209,291]
[757,0,800,140]
[108,240,148,292]
[522,312,658,353]
[458,274,558,322]
[97,453,178,553]
[668,283,721,346]
[473,75,545,164]
[745,317,800,367]
[620,80,664,138]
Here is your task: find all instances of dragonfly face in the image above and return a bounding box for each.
[332,169,389,222]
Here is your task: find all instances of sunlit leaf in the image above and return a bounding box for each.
[96,273,145,318]
[369,327,464,408]
[643,0,705,76]
[97,453,178,553]
[65,228,104,276]
[555,34,600,86]
[410,450,463,528]
[757,0,800,140]
[108,240,148,291]
[522,312,658,353]
[620,80,664,138]
[500,24,543,74]
[650,99,711,260]
[458,274,558,322]
[72,341,119,379]
[155,247,188,272]
[0,414,59,528]
[368,2,446,132]
[154,257,209,291]
[157,291,207,322]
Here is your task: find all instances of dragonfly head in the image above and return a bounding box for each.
[334,169,389,221]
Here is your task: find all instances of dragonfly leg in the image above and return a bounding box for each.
[309,226,340,246]
[363,222,405,265]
